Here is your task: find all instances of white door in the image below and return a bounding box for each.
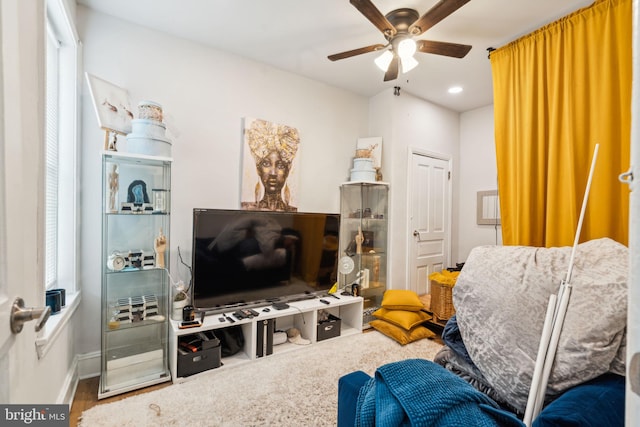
[626,1,639,423]
[408,152,451,295]
[0,0,46,403]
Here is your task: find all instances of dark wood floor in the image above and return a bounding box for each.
[69,377,169,427]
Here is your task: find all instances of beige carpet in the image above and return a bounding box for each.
[80,331,442,426]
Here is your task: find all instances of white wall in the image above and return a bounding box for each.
[74,6,500,364]
[76,7,369,356]
[368,89,461,289]
[457,104,503,262]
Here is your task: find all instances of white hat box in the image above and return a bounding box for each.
[126,135,172,157]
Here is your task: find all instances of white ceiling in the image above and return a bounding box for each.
[76,0,592,112]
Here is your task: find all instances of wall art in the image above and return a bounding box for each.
[85,72,134,135]
[241,117,300,212]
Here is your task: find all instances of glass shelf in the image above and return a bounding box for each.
[105,267,166,275]
[99,153,172,399]
[105,211,170,216]
[104,317,168,333]
[339,182,389,327]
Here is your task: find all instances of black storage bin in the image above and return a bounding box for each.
[317,314,341,341]
[200,330,221,350]
[177,331,222,377]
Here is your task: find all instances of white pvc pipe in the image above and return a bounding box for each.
[532,281,572,418]
[565,144,599,283]
[524,144,599,423]
[523,293,558,426]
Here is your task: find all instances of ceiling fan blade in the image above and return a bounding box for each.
[328,44,386,61]
[383,55,399,81]
[416,40,472,58]
[350,0,397,37]
[408,0,471,36]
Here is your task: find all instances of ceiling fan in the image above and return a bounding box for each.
[328,0,473,82]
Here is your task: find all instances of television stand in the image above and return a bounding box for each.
[169,295,363,383]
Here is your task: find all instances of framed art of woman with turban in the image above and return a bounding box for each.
[241,118,301,212]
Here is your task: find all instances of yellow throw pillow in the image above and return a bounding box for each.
[370,319,436,345]
[373,307,431,330]
[380,290,424,312]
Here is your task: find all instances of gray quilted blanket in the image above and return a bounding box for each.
[453,238,627,413]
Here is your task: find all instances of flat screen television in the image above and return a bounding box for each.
[192,208,340,312]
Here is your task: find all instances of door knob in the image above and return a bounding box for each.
[10,297,51,334]
[413,230,419,237]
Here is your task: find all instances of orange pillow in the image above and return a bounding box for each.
[373,308,431,330]
[369,319,435,345]
[380,290,424,312]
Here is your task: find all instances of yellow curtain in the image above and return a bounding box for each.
[491,0,631,247]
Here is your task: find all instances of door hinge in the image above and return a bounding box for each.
[448,171,451,180]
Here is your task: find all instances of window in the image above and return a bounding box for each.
[37,0,80,356]
[45,19,60,289]
[44,0,79,296]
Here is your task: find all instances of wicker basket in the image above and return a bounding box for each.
[428,270,459,321]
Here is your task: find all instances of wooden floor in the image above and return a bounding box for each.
[69,377,169,427]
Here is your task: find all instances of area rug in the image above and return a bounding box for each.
[79,331,442,426]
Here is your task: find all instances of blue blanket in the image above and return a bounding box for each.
[355,359,525,427]
[442,315,475,366]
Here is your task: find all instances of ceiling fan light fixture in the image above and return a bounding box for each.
[328,3,473,83]
[401,55,419,73]
[397,38,416,59]
[375,50,394,72]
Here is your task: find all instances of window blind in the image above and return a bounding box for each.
[45,22,60,289]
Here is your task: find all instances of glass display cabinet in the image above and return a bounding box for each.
[99,151,172,398]
[338,182,389,327]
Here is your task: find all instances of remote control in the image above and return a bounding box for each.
[319,299,330,305]
[239,309,255,318]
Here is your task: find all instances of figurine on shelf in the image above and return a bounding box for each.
[154,227,167,268]
[108,164,119,212]
[355,226,364,255]
[107,131,118,151]
[372,255,381,282]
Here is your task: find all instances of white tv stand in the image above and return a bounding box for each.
[169,295,363,383]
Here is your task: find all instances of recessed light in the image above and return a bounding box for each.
[448,86,463,94]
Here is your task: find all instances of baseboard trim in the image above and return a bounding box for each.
[58,352,100,408]
[58,356,79,406]
[77,350,101,380]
